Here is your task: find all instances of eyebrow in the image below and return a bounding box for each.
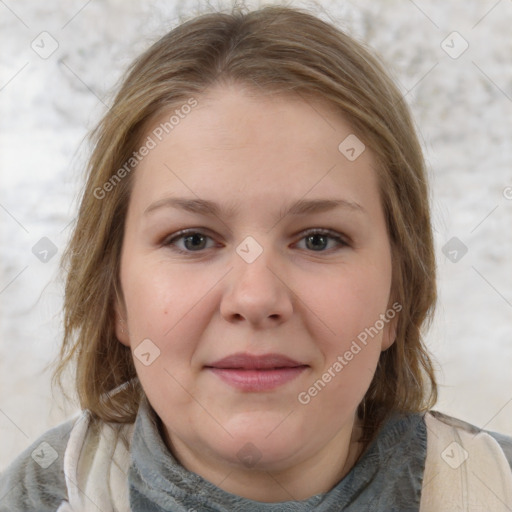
[144,197,365,219]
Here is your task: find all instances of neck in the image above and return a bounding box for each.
[164,416,364,502]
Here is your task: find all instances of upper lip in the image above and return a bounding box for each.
[206,353,308,370]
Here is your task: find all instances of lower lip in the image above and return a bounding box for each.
[207,367,308,391]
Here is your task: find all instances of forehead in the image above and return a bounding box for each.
[129,84,382,221]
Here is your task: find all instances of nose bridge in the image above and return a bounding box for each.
[220,235,293,325]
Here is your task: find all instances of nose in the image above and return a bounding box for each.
[220,242,294,328]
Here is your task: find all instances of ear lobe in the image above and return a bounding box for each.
[114,301,130,347]
[381,314,398,351]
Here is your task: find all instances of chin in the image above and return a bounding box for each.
[218,439,302,471]
[203,417,308,470]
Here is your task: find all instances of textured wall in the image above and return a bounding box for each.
[1,0,511,470]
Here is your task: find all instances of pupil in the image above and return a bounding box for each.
[307,234,327,251]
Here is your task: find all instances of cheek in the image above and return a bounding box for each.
[298,325,383,419]
[121,259,229,384]
[298,261,391,403]
[123,259,204,335]
[122,263,209,409]
[304,262,392,342]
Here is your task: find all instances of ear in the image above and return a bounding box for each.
[380,304,399,351]
[114,296,130,347]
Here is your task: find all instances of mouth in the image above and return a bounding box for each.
[205,353,309,392]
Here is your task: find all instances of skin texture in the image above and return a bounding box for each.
[115,83,397,502]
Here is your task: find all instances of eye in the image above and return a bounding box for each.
[162,228,349,255]
[294,228,349,252]
[163,229,217,254]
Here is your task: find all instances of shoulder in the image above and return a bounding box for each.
[427,410,512,471]
[0,412,84,512]
[420,410,512,511]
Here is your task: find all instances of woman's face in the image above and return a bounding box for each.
[116,83,396,487]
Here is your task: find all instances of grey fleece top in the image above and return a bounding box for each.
[1,398,512,511]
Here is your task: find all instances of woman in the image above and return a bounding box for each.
[1,4,511,511]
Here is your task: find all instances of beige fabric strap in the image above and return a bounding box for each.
[59,412,133,512]
[420,411,512,511]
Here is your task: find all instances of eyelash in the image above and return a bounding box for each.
[162,228,349,255]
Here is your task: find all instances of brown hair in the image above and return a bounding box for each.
[54,3,437,448]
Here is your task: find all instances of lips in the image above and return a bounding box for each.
[207,353,307,370]
[205,353,309,391]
